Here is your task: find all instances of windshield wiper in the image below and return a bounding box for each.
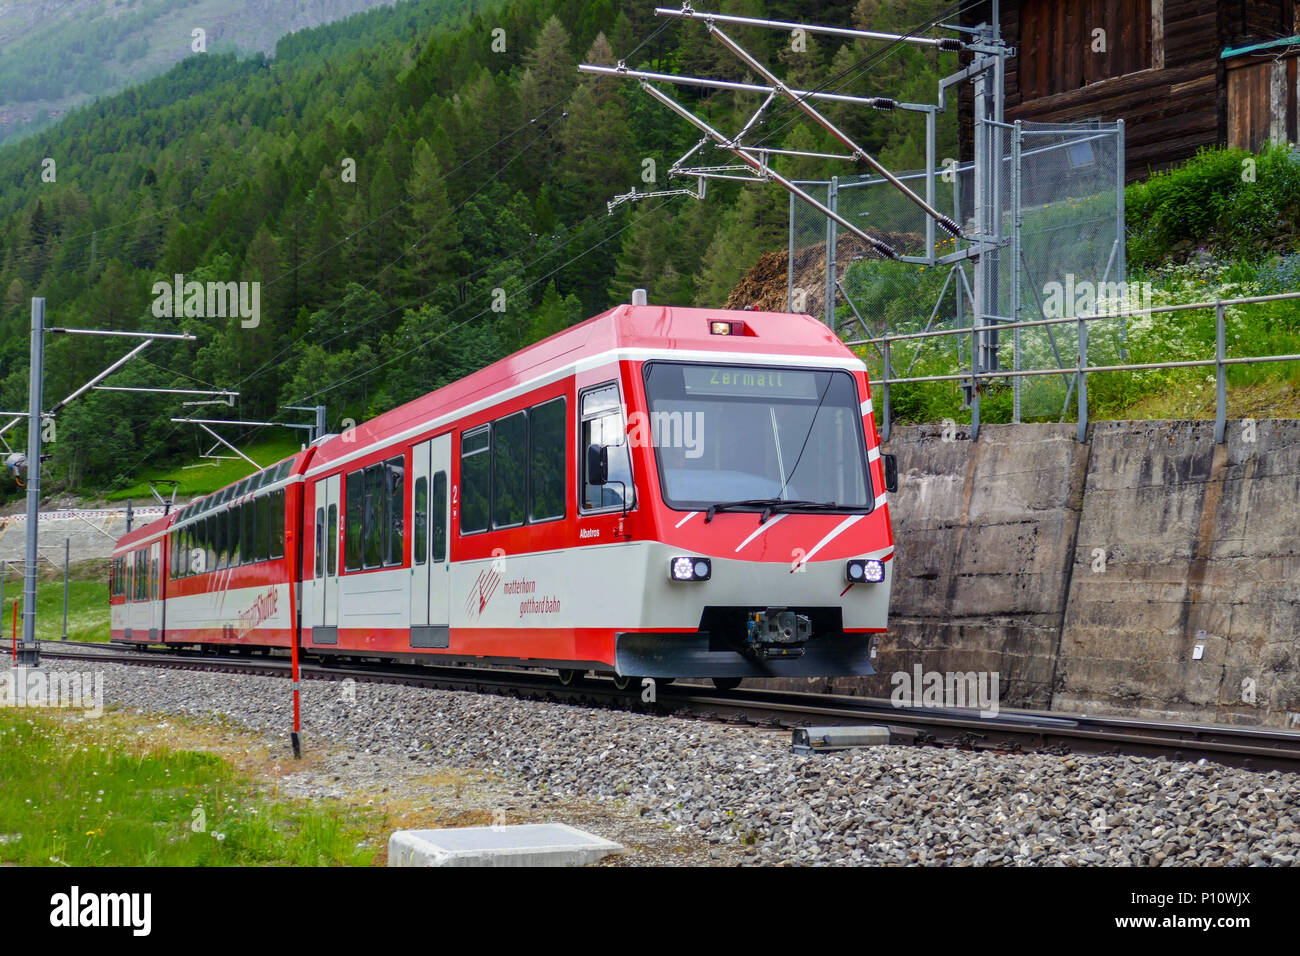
[704,498,839,524]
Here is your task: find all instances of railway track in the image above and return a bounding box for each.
[28,640,1300,773]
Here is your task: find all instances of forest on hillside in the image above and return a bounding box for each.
[0,0,958,494]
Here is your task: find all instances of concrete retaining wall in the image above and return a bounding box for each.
[760,419,1300,730]
[1055,420,1300,727]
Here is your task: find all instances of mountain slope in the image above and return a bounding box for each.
[0,0,414,144]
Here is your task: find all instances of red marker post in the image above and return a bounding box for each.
[287,516,302,759]
[11,599,17,663]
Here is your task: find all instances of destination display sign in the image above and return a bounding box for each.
[681,365,824,399]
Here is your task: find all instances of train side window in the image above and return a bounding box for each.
[413,478,428,566]
[230,505,242,567]
[205,517,216,574]
[215,510,228,570]
[460,427,490,534]
[327,504,338,576]
[257,495,271,562]
[150,554,158,600]
[529,398,566,522]
[432,472,447,562]
[493,411,527,529]
[581,382,635,512]
[246,499,258,563]
[344,471,363,571]
[270,489,285,559]
[240,503,252,565]
[386,457,404,566]
[363,464,386,568]
[315,507,325,578]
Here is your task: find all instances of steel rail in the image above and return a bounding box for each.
[35,641,1300,773]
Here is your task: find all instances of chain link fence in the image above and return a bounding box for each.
[789,120,1125,424]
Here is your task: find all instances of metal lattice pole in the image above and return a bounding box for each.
[825,176,838,326]
[1012,121,1023,423]
[787,191,796,312]
[20,299,44,665]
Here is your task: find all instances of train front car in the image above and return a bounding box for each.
[597,305,894,686]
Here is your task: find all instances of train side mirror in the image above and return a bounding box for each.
[587,444,609,485]
[882,453,898,494]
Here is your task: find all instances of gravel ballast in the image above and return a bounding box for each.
[29,661,1300,866]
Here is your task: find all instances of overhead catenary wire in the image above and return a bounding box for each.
[283,196,677,406]
[230,101,578,391]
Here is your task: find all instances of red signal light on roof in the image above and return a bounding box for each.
[710,320,750,336]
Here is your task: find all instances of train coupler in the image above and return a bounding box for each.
[744,608,811,661]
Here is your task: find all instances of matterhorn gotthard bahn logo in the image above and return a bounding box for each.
[464,560,559,621]
[465,563,503,619]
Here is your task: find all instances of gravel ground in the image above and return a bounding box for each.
[20,661,1300,866]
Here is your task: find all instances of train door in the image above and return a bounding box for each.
[123,552,133,639]
[410,440,431,625]
[149,540,162,641]
[313,474,340,642]
[409,434,450,647]
[132,549,149,638]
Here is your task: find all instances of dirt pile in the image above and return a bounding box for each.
[725,229,925,315]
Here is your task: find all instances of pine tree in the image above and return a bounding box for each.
[401,139,461,295]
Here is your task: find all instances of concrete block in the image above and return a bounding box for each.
[387,823,625,867]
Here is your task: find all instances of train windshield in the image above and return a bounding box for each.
[641,362,872,512]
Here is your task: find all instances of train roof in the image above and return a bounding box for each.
[112,302,858,541]
[112,446,313,550]
[307,303,857,472]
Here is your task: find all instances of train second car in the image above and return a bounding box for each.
[110,300,896,687]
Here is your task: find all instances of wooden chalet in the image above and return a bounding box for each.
[959,1,1300,181]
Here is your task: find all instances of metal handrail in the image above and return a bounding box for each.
[858,290,1300,444]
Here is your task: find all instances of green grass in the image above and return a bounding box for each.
[0,559,111,643]
[105,435,303,502]
[0,709,380,866]
[846,253,1300,427]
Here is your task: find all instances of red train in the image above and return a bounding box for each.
[110,300,896,688]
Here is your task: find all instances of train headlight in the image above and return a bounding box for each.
[670,556,711,581]
[847,559,885,584]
